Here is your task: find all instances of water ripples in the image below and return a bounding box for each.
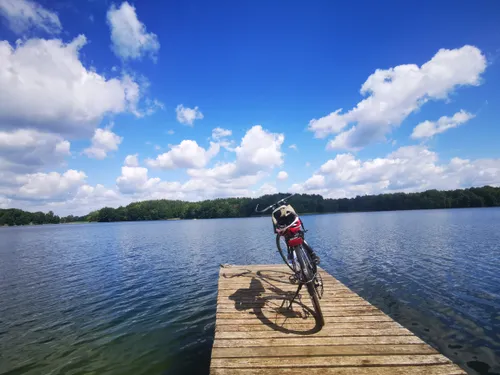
[1,210,500,374]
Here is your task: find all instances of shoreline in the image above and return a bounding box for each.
[2,206,499,227]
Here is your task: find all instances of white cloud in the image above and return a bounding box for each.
[303,174,325,190]
[292,146,500,198]
[186,125,285,197]
[212,127,234,150]
[176,104,203,126]
[255,183,278,196]
[308,46,486,150]
[181,174,261,200]
[308,109,348,139]
[0,35,141,136]
[74,184,119,201]
[121,74,142,117]
[188,125,284,180]
[289,144,298,151]
[4,139,500,216]
[0,129,70,173]
[146,140,220,169]
[117,157,253,201]
[0,0,61,35]
[167,129,175,135]
[124,154,139,167]
[1,126,280,214]
[116,163,186,201]
[0,127,284,212]
[411,110,475,139]
[212,127,232,140]
[305,162,311,167]
[326,127,358,151]
[14,169,87,200]
[0,196,11,208]
[117,165,159,194]
[68,184,122,211]
[186,162,238,180]
[234,125,284,174]
[144,98,164,116]
[5,182,125,216]
[277,171,288,180]
[107,1,159,61]
[83,128,123,159]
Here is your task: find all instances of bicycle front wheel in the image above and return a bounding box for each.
[276,234,295,272]
[296,244,324,326]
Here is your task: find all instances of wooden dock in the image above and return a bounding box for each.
[210,264,466,375]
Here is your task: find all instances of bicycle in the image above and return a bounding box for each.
[255,194,325,326]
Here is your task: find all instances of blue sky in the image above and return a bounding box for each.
[0,0,499,215]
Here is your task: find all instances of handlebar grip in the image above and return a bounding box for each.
[255,203,273,213]
[255,193,294,214]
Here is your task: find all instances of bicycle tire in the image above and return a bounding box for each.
[296,245,325,326]
[306,278,324,326]
[275,234,295,272]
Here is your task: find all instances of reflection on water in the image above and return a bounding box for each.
[0,208,499,374]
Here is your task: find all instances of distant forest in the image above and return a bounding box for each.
[1,185,500,226]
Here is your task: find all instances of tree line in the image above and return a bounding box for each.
[0,209,61,226]
[1,185,500,226]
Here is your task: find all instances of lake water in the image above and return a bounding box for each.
[0,208,499,375]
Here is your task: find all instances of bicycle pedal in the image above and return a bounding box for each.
[289,275,298,284]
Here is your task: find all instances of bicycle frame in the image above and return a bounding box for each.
[256,195,325,327]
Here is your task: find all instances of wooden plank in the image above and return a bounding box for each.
[215,327,413,339]
[215,322,403,332]
[217,288,346,292]
[215,299,365,307]
[216,296,365,304]
[215,305,380,312]
[217,297,368,304]
[215,310,384,319]
[217,287,358,294]
[214,304,376,314]
[220,278,344,285]
[218,278,344,285]
[216,295,372,304]
[215,301,365,308]
[216,295,357,304]
[214,315,395,325]
[211,344,438,358]
[216,288,354,296]
[212,336,426,348]
[211,365,466,374]
[210,264,466,375]
[211,354,451,368]
[216,297,375,305]
[216,286,349,291]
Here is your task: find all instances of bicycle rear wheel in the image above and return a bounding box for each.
[295,244,324,326]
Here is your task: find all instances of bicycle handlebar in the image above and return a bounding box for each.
[254,193,295,213]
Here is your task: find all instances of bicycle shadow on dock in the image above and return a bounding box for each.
[227,271,323,335]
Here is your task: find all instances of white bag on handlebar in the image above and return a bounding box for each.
[272,204,298,229]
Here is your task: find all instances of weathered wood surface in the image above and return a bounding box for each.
[210,264,465,374]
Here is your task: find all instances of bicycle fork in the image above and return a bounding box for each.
[281,246,304,310]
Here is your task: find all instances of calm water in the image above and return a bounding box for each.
[1,208,499,375]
